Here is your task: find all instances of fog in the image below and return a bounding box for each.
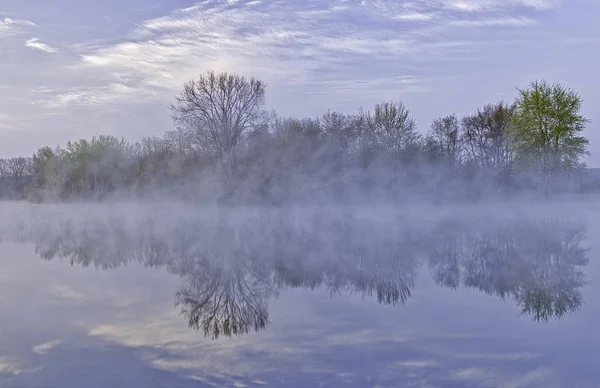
[0,198,592,339]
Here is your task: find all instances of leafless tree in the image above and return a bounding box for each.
[0,159,8,178]
[367,101,420,155]
[170,70,269,179]
[7,157,32,177]
[320,110,353,152]
[426,114,463,167]
[462,102,515,169]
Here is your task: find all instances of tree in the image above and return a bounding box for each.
[0,159,8,178]
[30,146,60,200]
[509,80,589,194]
[59,135,130,198]
[368,101,420,158]
[320,110,353,152]
[7,157,31,177]
[170,70,269,180]
[425,114,462,166]
[462,102,515,169]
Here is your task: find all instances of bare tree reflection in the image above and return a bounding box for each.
[174,256,273,339]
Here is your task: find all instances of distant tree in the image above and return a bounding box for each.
[0,157,32,199]
[30,146,60,200]
[461,102,515,187]
[170,70,270,180]
[425,114,462,166]
[367,101,420,159]
[0,159,7,178]
[7,157,31,177]
[320,110,353,152]
[509,80,589,194]
[461,102,515,169]
[60,135,130,197]
[132,136,176,191]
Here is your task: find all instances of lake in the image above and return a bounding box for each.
[1,201,599,387]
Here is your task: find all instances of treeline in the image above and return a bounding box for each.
[10,71,594,203]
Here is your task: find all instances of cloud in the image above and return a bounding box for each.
[446,0,560,12]
[32,340,61,355]
[39,0,548,110]
[395,12,437,21]
[0,357,36,376]
[40,83,157,109]
[447,16,537,27]
[0,17,36,36]
[25,37,57,53]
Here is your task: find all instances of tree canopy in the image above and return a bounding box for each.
[510,80,589,193]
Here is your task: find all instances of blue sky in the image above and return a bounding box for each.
[1,0,599,164]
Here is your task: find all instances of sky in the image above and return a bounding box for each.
[0,0,599,164]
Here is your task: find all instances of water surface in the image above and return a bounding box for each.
[1,201,599,387]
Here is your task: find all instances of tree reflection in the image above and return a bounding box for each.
[175,257,273,339]
[15,210,591,337]
[428,219,588,321]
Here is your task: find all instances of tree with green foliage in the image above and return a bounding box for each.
[30,146,60,201]
[28,135,131,200]
[509,80,589,194]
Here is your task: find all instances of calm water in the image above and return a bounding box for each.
[1,201,599,387]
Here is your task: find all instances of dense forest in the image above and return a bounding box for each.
[0,71,596,203]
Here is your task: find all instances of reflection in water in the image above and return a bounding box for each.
[428,219,588,322]
[175,253,274,339]
[2,209,590,338]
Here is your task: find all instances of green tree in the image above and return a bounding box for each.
[510,80,589,194]
[29,146,61,201]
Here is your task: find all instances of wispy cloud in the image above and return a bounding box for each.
[25,37,57,53]
[0,357,25,375]
[41,83,156,109]
[0,17,36,36]
[446,0,560,12]
[34,0,553,110]
[32,340,61,355]
[447,16,537,27]
[395,12,437,21]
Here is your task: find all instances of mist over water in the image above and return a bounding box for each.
[0,204,593,319]
[1,197,599,387]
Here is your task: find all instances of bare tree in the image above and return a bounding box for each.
[462,102,514,169]
[426,114,462,167]
[0,159,7,178]
[170,70,269,179]
[368,101,420,155]
[7,157,32,177]
[320,110,353,152]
